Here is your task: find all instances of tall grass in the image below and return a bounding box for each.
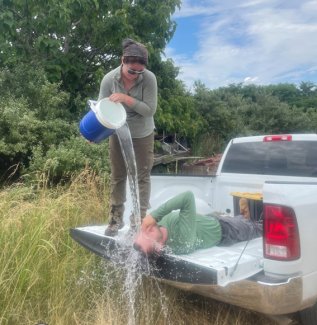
[0,171,291,324]
[0,170,107,324]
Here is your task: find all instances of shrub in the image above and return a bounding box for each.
[0,64,70,120]
[26,136,110,184]
[0,96,78,182]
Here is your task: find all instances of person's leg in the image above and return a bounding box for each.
[218,216,262,246]
[105,134,127,236]
[131,132,154,224]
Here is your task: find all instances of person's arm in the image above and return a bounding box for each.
[151,191,196,222]
[98,71,115,100]
[150,191,197,254]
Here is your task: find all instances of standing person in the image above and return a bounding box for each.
[134,191,262,255]
[98,38,158,236]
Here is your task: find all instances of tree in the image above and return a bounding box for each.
[236,91,312,134]
[154,59,204,140]
[0,0,181,116]
[0,64,70,120]
[193,82,243,146]
[267,83,300,104]
[0,64,75,180]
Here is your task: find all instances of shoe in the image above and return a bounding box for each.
[105,205,125,236]
[104,221,124,237]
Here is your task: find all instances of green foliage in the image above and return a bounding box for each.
[26,136,110,184]
[266,83,300,104]
[155,60,204,140]
[267,82,317,110]
[191,133,224,157]
[0,65,76,181]
[0,97,34,157]
[1,0,317,181]
[190,81,317,156]
[238,93,312,134]
[0,96,75,173]
[0,64,71,120]
[193,82,244,143]
[156,94,203,139]
[0,180,108,324]
[0,0,181,114]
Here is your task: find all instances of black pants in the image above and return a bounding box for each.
[217,215,262,246]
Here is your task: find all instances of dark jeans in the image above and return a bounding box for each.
[217,215,262,246]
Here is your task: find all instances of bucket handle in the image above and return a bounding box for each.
[87,100,98,113]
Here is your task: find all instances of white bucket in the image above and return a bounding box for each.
[80,98,127,143]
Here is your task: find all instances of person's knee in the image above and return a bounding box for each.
[111,176,127,184]
[137,165,151,178]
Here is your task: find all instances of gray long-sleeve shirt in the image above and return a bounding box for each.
[98,66,157,138]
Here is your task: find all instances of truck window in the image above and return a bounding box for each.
[222,141,317,177]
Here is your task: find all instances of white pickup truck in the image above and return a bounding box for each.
[71,133,317,324]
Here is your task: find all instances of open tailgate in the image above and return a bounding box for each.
[70,225,263,286]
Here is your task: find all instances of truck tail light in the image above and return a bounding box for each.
[263,204,300,260]
[263,135,292,142]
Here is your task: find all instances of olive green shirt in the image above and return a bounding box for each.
[98,66,157,138]
[151,191,222,255]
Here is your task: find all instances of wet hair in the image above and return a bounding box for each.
[133,243,151,258]
[133,242,161,259]
[133,243,142,252]
[122,38,148,65]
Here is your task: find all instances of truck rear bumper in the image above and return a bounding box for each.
[160,275,310,315]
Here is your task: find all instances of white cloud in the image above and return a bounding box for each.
[166,0,317,89]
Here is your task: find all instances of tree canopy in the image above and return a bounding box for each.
[1,0,317,183]
[1,0,181,113]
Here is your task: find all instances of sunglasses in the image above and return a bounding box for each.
[128,68,145,75]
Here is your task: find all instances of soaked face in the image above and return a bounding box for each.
[133,225,163,255]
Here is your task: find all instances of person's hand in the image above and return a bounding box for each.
[109,93,127,104]
[141,214,156,231]
[109,93,135,106]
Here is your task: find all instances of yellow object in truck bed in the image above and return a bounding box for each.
[230,192,263,201]
[231,192,263,221]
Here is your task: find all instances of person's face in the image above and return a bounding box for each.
[134,224,163,255]
[121,59,145,81]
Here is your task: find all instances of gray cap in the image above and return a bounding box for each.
[122,39,148,65]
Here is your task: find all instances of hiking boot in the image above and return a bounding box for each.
[105,204,125,236]
[104,221,124,237]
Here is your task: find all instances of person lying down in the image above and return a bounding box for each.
[133,191,262,255]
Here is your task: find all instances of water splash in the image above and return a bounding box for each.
[115,123,141,231]
[101,238,169,324]
[111,123,163,324]
[102,239,149,325]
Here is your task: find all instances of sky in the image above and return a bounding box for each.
[165,0,317,90]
